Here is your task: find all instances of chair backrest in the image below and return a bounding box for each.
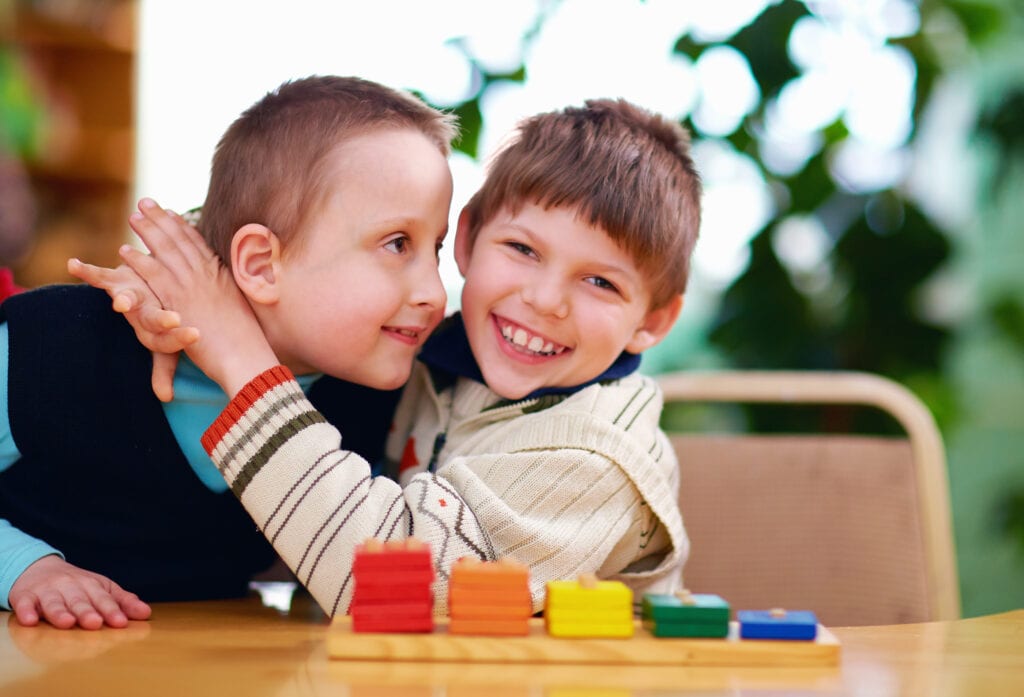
[657,370,960,626]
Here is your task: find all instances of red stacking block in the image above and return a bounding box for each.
[350,537,435,633]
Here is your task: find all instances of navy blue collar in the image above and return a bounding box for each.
[417,313,642,400]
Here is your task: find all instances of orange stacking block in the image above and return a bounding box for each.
[350,538,435,633]
[448,557,532,636]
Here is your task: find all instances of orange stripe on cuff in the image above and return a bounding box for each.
[201,365,295,454]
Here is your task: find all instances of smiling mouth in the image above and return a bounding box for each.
[498,320,567,357]
[384,326,423,344]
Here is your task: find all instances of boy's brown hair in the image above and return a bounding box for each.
[461,99,701,310]
[200,75,458,263]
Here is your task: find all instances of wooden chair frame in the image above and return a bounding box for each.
[657,370,961,622]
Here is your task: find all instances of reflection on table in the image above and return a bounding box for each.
[1,586,1022,697]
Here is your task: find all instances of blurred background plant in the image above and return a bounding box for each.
[0,0,43,266]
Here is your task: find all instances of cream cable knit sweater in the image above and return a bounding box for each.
[203,364,689,617]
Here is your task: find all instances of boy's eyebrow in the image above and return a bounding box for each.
[370,215,447,234]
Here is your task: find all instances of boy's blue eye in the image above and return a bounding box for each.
[508,241,534,256]
[588,276,618,293]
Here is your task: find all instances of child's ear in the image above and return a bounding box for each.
[453,206,473,277]
[230,223,283,306]
[625,294,684,354]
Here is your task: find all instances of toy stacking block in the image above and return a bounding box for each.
[350,538,435,633]
[351,603,434,633]
[450,557,530,592]
[544,574,634,638]
[738,608,818,640]
[641,590,730,638]
[448,557,532,636]
[352,539,434,576]
[352,583,433,605]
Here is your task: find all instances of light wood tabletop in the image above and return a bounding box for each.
[2,591,1022,696]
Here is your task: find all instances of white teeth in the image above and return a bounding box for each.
[499,322,563,355]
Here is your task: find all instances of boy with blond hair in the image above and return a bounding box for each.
[83,98,701,617]
[0,75,456,628]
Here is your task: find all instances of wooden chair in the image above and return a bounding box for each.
[657,370,960,627]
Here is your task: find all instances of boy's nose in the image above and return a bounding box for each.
[522,277,569,318]
[411,258,447,310]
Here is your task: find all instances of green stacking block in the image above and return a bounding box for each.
[641,592,730,638]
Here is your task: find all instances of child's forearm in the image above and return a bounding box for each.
[202,367,495,616]
[190,323,280,398]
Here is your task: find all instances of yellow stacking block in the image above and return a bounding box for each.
[544,574,634,638]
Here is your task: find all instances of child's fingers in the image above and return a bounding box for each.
[108,585,151,621]
[128,212,182,272]
[67,258,153,314]
[64,596,105,631]
[83,587,130,629]
[151,352,181,402]
[129,326,198,356]
[166,208,217,261]
[118,245,176,299]
[133,303,181,332]
[9,594,42,627]
[67,258,133,300]
[136,198,213,269]
[34,592,79,630]
[119,593,152,621]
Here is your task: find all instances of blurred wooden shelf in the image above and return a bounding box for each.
[6,0,137,288]
[8,6,134,53]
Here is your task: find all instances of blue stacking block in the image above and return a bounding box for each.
[738,609,818,640]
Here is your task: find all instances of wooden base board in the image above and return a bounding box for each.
[327,617,840,666]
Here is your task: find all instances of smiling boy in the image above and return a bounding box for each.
[81,98,701,616]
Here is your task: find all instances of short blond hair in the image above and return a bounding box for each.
[200,75,458,263]
[462,99,701,309]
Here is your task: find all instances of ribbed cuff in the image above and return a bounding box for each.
[201,365,295,454]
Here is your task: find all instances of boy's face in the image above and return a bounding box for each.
[264,128,452,389]
[455,202,678,400]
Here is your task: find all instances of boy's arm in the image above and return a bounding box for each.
[203,368,495,617]
[203,371,686,616]
[0,327,152,629]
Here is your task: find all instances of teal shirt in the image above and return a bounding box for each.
[0,322,319,607]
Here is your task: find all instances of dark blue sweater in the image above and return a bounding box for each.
[0,285,399,601]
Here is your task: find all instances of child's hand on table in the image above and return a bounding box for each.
[9,555,151,630]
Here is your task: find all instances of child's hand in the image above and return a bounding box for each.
[8,555,152,630]
[66,258,198,402]
[120,198,278,396]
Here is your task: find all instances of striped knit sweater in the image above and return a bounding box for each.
[202,363,689,617]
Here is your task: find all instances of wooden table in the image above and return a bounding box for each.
[2,593,1022,696]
